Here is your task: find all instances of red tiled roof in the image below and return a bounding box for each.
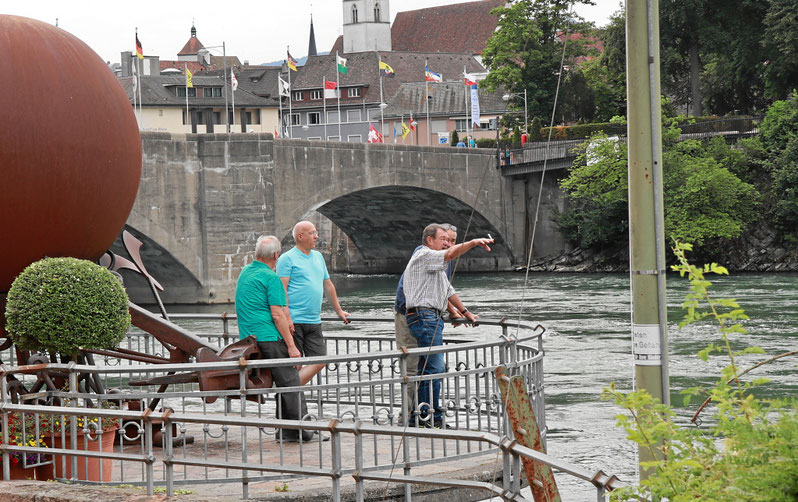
[160,60,210,74]
[178,36,204,56]
[391,0,504,55]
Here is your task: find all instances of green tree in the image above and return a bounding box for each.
[481,0,593,122]
[762,0,798,100]
[558,127,759,252]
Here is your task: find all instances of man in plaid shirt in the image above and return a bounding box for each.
[403,224,493,428]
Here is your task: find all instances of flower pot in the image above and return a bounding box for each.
[51,426,118,482]
[3,461,35,480]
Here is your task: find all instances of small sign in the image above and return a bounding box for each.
[632,324,661,366]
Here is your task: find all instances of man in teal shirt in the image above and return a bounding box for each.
[277,221,350,384]
[236,235,312,442]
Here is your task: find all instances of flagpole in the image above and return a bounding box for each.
[231,72,236,132]
[323,75,328,140]
[425,60,431,146]
[131,55,137,124]
[223,42,229,133]
[185,63,190,134]
[464,66,471,148]
[287,46,293,139]
[278,85,283,139]
[136,53,142,119]
[336,52,342,140]
[379,54,385,142]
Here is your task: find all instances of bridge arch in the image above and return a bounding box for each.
[284,186,513,273]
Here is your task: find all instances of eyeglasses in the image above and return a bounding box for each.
[301,231,319,237]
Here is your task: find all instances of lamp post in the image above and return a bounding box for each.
[502,89,528,133]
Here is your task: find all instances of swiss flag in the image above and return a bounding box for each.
[368,123,383,143]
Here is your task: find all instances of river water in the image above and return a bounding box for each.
[166,271,798,500]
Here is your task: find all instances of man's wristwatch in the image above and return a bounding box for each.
[461,308,469,314]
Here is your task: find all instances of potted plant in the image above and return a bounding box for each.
[4,257,130,482]
[1,412,53,480]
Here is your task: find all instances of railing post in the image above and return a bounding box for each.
[1,372,9,481]
[239,360,249,500]
[331,428,342,502]
[68,366,78,481]
[145,417,154,496]
[163,409,174,497]
[354,420,364,502]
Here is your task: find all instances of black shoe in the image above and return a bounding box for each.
[275,430,315,442]
[431,419,454,430]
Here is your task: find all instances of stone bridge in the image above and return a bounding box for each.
[116,132,570,303]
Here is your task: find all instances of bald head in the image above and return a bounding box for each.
[292,220,318,253]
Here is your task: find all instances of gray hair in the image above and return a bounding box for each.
[255,235,281,260]
[440,223,457,233]
[291,221,312,241]
[421,223,446,246]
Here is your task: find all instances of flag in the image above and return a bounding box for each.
[274,128,279,138]
[185,67,193,88]
[278,77,290,97]
[287,51,298,71]
[135,34,144,60]
[368,123,383,143]
[470,85,481,127]
[402,121,410,139]
[464,74,478,86]
[379,61,395,78]
[409,112,417,132]
[337,54,348,74]
[393,123,397,139]
[231,70,238,91]
[131,62,138,91]
[425,66,442,82]
[324,80,337,99]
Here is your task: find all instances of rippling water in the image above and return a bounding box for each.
[166,271,798,501]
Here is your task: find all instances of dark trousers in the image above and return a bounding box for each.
[257,341,307,424]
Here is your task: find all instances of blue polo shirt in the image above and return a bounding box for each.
[235,260,286,342]
[276,247,330,324]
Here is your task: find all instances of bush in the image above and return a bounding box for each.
[476,138,497,149]
[4,257,130,356]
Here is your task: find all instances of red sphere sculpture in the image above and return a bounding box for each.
[0,16,141,292]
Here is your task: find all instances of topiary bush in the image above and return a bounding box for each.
[4,257,130,356]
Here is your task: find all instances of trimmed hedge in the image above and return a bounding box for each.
[4,257,130,356]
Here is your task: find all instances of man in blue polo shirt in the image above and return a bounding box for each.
[236,235,312,442]
[277,221,350,385]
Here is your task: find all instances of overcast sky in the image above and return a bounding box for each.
[4,1,623,66]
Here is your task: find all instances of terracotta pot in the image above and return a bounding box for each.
[3,460,34,480]
[51,426,118,482]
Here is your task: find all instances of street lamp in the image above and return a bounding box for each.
[502,90,528,133]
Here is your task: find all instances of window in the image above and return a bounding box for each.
[289,113,300,125]
[245,109,261,125]
[213,112,222,124]
[202,87,222,97]
[347,87,361,98]
[308,112,321,125]
[347,134,362,142]
[177,87,196,97]
[352,4,358,23]
[431,119,448,134]
[327,135,341,141]
[455,119,471,131]
[293,91,303,101]
[374,2,381,21]
[307,136,322,141]
[158,109,163,116]
[310,90,322,100]
[327,111,339,123]
[346,109,361,122]
[367,108,381,121]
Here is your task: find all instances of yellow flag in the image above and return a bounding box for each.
[185,67,193,88]
[402,122,410,139]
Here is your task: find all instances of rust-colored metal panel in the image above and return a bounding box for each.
[0,15,141,292]
[496,366,561,502]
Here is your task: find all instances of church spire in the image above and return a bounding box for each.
[307,15,317,57]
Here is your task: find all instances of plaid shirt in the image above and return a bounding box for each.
[402,246,455,312]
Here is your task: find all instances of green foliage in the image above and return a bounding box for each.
[760,93,798,153]
[450,129,459,146]
[476,138,496,149]
[481,0,593,121]
[605,243,798,501]
[529,117,543,140]
[4,257,130,356]
[558,122,760,251]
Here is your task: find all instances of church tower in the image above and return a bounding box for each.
[342,0,391,53]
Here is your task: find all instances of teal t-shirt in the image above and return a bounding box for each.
[275,247,330,324]
[235,260,287,342]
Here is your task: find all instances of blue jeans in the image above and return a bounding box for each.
[406,310,445,422]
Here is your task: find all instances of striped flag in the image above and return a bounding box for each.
[324,80,337,99]
[135,34,144,60]
[464,74,478,86]
[425,66,442,82]
[287,51,298,71]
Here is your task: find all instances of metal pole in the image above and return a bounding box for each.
[323,75,328,139]
[336,52,342,140]
[626,0,669,480]
[379,54,385,141]
[524,89,528,133]
[223,42,229,133]
[425,61,431,146]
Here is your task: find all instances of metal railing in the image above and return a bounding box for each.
[0,316,622,500]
